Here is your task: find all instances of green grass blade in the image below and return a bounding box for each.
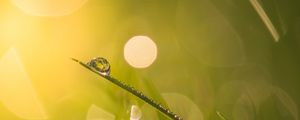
[71,58,182,120]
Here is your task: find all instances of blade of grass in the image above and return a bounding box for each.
[141,77,169,120]
[71,58,182,120]
[216,111,227,120]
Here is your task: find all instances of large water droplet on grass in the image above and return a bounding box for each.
[87,57,110,76]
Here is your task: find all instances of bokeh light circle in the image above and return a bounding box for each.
[11,0,88,16]
[124,36,157,68]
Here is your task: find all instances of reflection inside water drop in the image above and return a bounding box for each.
[87,57,111,76]
[130,105,142,120]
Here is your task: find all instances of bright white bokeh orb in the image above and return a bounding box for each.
[124,36,157,68]
[11,0,88,16]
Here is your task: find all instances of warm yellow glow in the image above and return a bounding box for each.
[0,3,112,105]
[10,0,88,16]
[124,36,157,68]
[0,48,47,119]
[86,104,115,120]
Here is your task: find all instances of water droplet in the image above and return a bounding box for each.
[130,105,142,120]
[158,105,163,108]
[87,57,110,76]
[166,109,171,113]
[175,114,183,120]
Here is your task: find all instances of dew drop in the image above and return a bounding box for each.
[158,105,163,108]
[175,114,183,120]
[166,109,170,113]
[87,57,111,76]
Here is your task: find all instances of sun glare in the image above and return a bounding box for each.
[0,48,47,119]
[10,0,88,16]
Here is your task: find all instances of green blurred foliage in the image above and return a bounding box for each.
[0,0,300,119]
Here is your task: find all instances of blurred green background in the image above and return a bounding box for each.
[0,0,299,119]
